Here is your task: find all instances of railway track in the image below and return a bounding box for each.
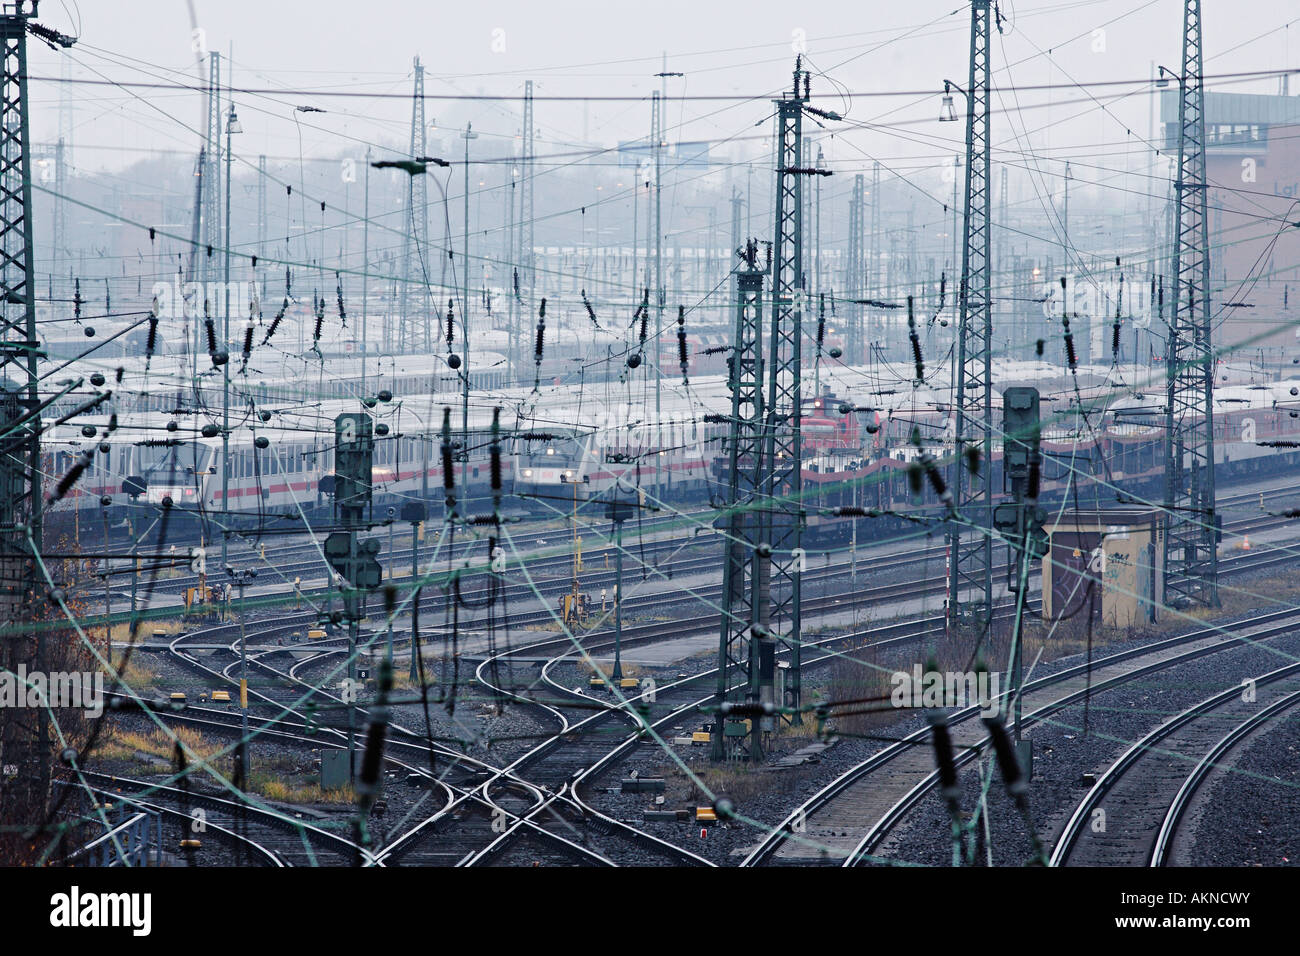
[76,769,368,866]
[741,599,1300,867]
[177,627,630,867]
[1050,661,1300,867]
[107,507,711,597]
[75,781,284,867]
[101,507,1300,866]
[111,478,1300,599]
[370,630,716,866]
[1150,685,1300,867]
[219,532,1300,866]
[447,586,1051,866]
[113,488,1300,662]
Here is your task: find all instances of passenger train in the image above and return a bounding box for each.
[40,351,1300,548]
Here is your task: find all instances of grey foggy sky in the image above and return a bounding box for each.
[22,0,1300,207]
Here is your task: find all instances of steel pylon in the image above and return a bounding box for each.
[1163,0,1218,608]
[947,0,995,627]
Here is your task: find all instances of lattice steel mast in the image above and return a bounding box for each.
[946,0,995,627]
[759,60,838,738]
[518,81,534,376]
[650,88,663,493]
[712,61,838,760]
[399,57,429,354]
[714,240,766,761]
[0,0,48,828]
[1163,0,1218,607]
[847,172,864,365]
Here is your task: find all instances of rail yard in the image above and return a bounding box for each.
[1,0,1296,940]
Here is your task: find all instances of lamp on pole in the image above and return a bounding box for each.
[362,146,370,394]
[605,486,635,683]
[226,566,256,786]
[400,500,427,683]
[460,124,478,501]
[220,103,240,572]
[1062,160,1073,278]
[940,80,965,307]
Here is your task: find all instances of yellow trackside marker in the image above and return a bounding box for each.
[240,679,248,709]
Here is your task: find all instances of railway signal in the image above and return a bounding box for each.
[324,532,382,591]
[997,386,1048,587]
[332,410,379,785]
[334,412,374,519]
[1000,386,1044,765]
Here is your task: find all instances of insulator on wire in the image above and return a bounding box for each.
[535,313,546,362]
[1063,318,1077,372]
[446,300,456,347]
[262,298,287,345]
[145,312,159,362]
[924,456,953,509]
[1111,319,1121,358]
[831,505,870,518]
[582,289,599,328]
[926,462,946,499]
[928,712,961,801]
[907,296,923,383]
[490,407,502,495]
[982,714,1026,796]
[241,325,254,368]
[335,274,347,324]
[357,698,389,809]
[204,317,217,354]
[907,461,923,496]
[50,452,93,505]
[816,294,826,348]
[441,407,455,495]
[676,305,688,378]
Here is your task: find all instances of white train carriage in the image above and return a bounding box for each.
[42,393,518,523]
[509,374,731,502]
